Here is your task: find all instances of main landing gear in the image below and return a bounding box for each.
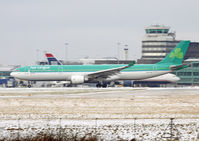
[96,82,107,88]
[27,81,31,88]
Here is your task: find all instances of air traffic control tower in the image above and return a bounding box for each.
[137,25,179,64]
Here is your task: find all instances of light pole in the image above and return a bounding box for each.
[124,44,128,60]
[65,43,68,61]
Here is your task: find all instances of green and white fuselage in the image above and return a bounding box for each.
[11,41,190,84]
[12,64,171,81]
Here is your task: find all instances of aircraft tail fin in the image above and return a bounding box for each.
[157,40,190,65]
[45,53,63,65]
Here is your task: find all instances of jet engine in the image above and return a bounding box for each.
[71,75,85,84]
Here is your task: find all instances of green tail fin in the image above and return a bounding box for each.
[157,40,190,65]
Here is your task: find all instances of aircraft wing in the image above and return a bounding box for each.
[87,61,135,81]
[170,64,190,71]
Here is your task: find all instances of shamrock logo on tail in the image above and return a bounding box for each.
[169,48,183,59]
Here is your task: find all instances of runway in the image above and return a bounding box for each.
[0,87,199,119]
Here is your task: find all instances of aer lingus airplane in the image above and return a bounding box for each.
[11,41,190,87]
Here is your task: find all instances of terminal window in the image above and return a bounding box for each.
[177,72,192,76]
[193,72,199,76]
[192,63,199,67]
[193,78,199,82]
[0,72,10,76]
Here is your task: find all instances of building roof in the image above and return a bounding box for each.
[0,65,19,72]
[145,24,170,30]
[185,58,199,62]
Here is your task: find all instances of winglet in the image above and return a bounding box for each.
[170,63,191,71]
[128,61,135,67]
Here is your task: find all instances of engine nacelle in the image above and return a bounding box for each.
[71,75,85,84]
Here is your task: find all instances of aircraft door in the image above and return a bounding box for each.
[153,65,157,71]
[27,69,30,75]
[58,66,63,72]
[24,67,30,77]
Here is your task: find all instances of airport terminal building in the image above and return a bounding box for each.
[0,65,18,87]
[173,59,199,86]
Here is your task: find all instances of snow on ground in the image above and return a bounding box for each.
[0,87,199,140]
[0,118,199,140]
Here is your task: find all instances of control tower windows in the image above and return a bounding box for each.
[145,29,169,34]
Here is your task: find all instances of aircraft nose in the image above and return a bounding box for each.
[10,72,17,78]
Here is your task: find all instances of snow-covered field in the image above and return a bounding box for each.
[0,87,199,140]
[0,118,199,140]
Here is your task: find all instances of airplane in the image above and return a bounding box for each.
[11,41,190,87]
[45,52,180,86]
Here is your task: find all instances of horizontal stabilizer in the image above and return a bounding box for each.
[170,64,190,71]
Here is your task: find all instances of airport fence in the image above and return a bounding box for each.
[0,116,199,141]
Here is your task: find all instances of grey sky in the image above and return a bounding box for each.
[0,0,199,65]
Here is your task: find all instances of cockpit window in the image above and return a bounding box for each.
[13,68,19,72]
